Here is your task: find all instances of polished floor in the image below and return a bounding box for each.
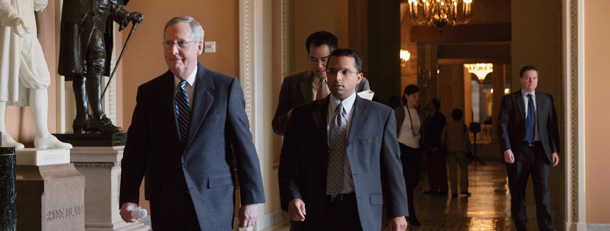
[264,161,554,231]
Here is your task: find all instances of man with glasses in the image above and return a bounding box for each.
[58,0,142,133]
[279,49,408,231]
[119,16,265,230]
[272,31,370,136]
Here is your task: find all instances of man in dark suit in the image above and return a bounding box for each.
[119,16,265,230]
[272,31,370,135]
[279,49,408,231]
[497,65,560,231]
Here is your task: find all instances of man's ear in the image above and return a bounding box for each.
[196,41,204,55]
[356,73,363,84]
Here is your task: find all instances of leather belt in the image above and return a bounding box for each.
[326,192,356,202]
[527,141,541,147]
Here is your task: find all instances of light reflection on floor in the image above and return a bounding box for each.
[264,161,555,231]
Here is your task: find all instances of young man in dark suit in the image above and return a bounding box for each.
[279,49,408,231]
[272,31,370,135]
[118,16,265,230]
[497,65,560,231]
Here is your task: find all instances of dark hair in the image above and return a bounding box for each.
[305,31,338,55]
[451,108,463,121]
[430,98,441,110]
[327,48,362,72]
[401,84,419,105]
[519,65,538,78]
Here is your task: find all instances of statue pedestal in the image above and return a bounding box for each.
[16,149,85,230]
[71,146,150,231]
[1,147,16,231]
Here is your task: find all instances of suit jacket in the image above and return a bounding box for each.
[120,63,265,231]
[278,96,408,231]
[272,70,371,135]
[497,90,560,163]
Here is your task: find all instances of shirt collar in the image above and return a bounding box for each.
[313,75,325,85]
[174,67,198,88]
[329,92,357,115]
[521,88,536,98]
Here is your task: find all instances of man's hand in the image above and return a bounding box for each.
[119,202,140,223]
[288,199,306,222]
[239,204,259,228]
[389,216,408,231]
[504,150,515,164]
[128,12,144,24]
[551,152,560,167]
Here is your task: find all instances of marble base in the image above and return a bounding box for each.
[16,148,70,166]
[71,146,150,231]
[0,147,16,230]
[16,163,85,230]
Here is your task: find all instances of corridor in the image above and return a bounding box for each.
[266,161,545,231]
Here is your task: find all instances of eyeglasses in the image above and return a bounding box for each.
[161,40,196,49]
[326,69,359,76]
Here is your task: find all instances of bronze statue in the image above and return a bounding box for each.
[58,0,142,134]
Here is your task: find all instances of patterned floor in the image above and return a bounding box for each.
[264,161,557,231]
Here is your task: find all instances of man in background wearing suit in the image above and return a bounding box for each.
[279,49,408,231]
[498,65,560,231]
[272,31,370,135]
[119,16,265,230]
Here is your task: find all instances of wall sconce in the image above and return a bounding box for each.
[400,49,411,67]
[464,63,493,83]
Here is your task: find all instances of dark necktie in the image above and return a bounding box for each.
[525,94,535,143]
[316,78,327,100]
[327,103,347,197]
[176,80,191,146]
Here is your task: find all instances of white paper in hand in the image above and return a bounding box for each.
[357,90,375,100]
[131,207,148,219]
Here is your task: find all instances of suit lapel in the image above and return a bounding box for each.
[300,72,313,102]
[186,64,215,147]
[312,97,329,148]
[515,91,526,119]
[348,97,369,144]
[159,72,181,146]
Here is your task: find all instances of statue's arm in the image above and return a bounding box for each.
[0,0,18,27]
[110,3,142,31]
[33,0,48,12]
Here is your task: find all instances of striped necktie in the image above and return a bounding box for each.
[175,80,191,146]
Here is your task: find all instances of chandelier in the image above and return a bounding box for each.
[407,0,472,30]
[464,63,492,83]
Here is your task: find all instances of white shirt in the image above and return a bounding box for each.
[173,67,197,108]
[398,107,421,148]
[327,92,356,194]
[312,75,330,100]
[521,89,540,141]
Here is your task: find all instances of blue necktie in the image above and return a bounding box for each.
[175,81,191,146]
[525,94,535,143]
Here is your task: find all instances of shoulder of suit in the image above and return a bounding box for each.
[359,97,392,112]
[284,70,311,81]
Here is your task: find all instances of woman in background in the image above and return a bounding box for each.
[394,84,422,226]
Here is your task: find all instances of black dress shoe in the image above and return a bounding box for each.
[408,216,421,226]
[88,116,122,134]
[423,190,437,194]
[461,191,472,197]
[72,117,89,134]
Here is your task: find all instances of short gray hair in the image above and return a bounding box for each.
[164,16,205,42]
